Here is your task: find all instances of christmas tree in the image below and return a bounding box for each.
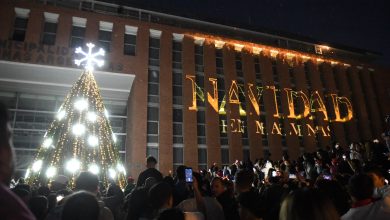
[26,43,126,188]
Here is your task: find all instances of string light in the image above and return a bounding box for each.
[46,166,57,178]
[25,168,30,179]
[88,163,100,174]
[32,160,43,172]
[112,133,117,143]
[117,163,126,175]
[74,99,88,111]
[42,138,53,148]
[57,110,66,120]
[87,111,97,122]
[109,168,116,179]
[88,135,99,147]
[66,158,81,173]
[104,109,109,118]
[72,123,86,136]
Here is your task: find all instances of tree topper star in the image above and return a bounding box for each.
[74,43,105,71]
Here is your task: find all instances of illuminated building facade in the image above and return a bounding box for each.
[0,1,389,177]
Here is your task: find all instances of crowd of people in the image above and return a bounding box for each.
[1,103,390,220]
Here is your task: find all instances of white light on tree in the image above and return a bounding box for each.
[46,166,57,178]
[109,168,116,179]
[42,138,53,148]
[74,99,89,112]
[57,110,66,120]
[74,43,105,71]
[117,163,126,175]
[88,135,99,147]
[112,133,117,143]
[104,109,109,118]
[66,158,81,173]
[87,111,97,122]
[32,160,43,172]
[88,163,99,174]
[25,169,30,179]
[72,123,86,136]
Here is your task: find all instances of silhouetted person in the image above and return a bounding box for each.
[62,191,99,220]
[75,171,113,220]
[235,169,265,220]
[29,196,48,220]
[211,177,239,220]
[0,102,35,220]
[279,188,340,220]
[158,208,185,220]
[136,156,163,187]
[342,173,390,220]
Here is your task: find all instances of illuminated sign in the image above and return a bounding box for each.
[186,75,353,137]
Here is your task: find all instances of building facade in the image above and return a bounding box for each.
[1,0,389,178]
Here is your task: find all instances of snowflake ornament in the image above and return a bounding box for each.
[74,43,105,71]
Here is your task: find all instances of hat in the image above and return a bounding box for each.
[53,175,69,185]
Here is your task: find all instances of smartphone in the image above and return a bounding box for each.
[323,175,332,180]
[185,168,193,183]
[272,171,277,177]
[56,195,64,202]
[342,155,346,160]
[289,174,297,179]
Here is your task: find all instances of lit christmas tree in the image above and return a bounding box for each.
[26,43,126,188]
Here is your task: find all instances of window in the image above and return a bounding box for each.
[148,30,161,66]
[124,25,137,56]
[12,8,30,42]
[198,148,207,170]
[172,35,183,105]
[221,148,229,166]
[70,17,86,48]
[148,70,159,103]
[41,12,59,45]
[98,21,113,52]
[173,108,183,143]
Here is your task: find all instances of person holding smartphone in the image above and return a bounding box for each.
[177,171,225,220]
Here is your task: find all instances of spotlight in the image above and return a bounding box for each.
[32,160,43,172]
[74,99,88,111]
[66,158,81,173]
[88,135,99,147]
[46,166,57,178]
[87,112,97,122]
[72,123,86,136]
[88,163,99,174]
[42,138,53,148]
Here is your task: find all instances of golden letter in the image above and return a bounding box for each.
[207,78,218,112]
[266,86,281,118]
[255,120,266,135]
[285,88,310,119]
[186,75,197,111]
[220,120,227,133]
[271,122,282,135]
[289,123,303,136]
[247,83,260,116]
[230,119,238,133]
[329,94,353,122]
[317,126,330,137]
[228,80,240,104]
[306,124,316,136]
[310,91,328,121]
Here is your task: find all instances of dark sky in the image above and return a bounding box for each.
[118,0,389,67]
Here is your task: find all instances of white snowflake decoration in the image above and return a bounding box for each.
[74,43,105,71]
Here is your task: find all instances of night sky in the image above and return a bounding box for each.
[117,0,389,67]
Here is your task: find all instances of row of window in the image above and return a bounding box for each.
[12,8,137,55]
